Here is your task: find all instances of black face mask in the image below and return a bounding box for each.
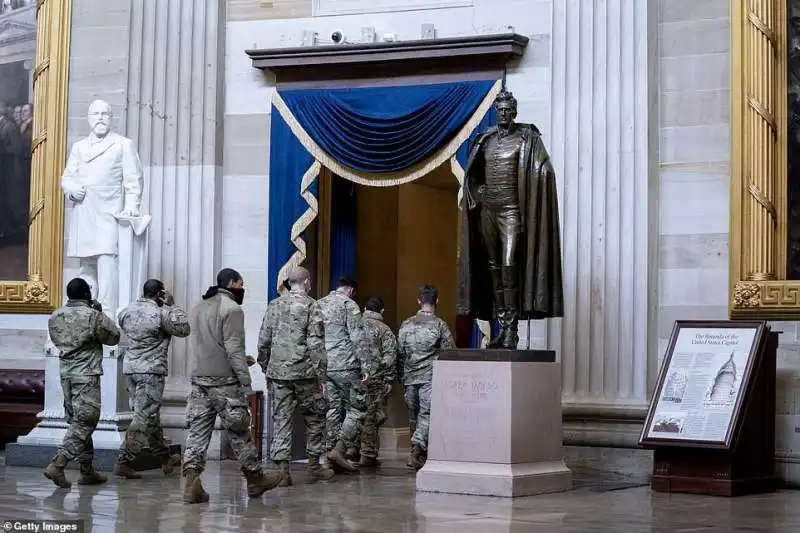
[229,287,245,305]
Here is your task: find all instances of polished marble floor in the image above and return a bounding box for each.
[1,454,799,532]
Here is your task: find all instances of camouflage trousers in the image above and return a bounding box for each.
[269,378,327,461]
[182,383,260,474]
[119,373,169,463]
[359,384,388,459]
[404,381,432,451]
[325,370,367,450]
[57,376,101,464]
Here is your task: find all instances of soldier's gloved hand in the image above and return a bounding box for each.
[384,383,393,396]
[160,290,175,306]
[319,381,327,398]
[361,373,370,384]
[239,385,253,397]
[90,299,103,312]
[245,356,256,367]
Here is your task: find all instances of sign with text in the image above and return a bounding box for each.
[640,321,767,449]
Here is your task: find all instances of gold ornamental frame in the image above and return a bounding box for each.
[729,0,800,319]
[0,0,71,313]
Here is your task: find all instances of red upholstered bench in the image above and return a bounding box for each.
[0,369,44,449]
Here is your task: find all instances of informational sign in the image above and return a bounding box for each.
[642,321,765,447]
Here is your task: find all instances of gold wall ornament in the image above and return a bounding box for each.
[732,282,761,308]
[0,0,71,313]
[728,0,800,319]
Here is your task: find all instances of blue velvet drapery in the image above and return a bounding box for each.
[267,80,498,345]
[279,81,495,173]
[328,177,358,288]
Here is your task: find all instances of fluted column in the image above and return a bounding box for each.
[124,0,225,442]
[550,0,656,443]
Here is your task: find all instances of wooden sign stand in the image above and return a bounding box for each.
[640,321,778,497]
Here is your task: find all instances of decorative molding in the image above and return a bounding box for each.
[313,0,472,17]
[0,0,70,313]
[245,33,528,83]
[729,0,794,318]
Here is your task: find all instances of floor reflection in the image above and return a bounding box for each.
[2,455,800,532]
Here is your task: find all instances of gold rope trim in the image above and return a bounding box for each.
[748,182,777,223]
[275,160,321,295]
[271,80,501,187]
[451,156,465,208]
[747,95,776,135]
[747,10,775,47]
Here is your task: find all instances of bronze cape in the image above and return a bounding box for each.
[457,124,564,321]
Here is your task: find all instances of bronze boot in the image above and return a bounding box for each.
[501,268,520,349]
[327,440,356,473]
[244,469,283,498]
[407,445,424,470]
[114,461,142,479]
[307,455,335,481]
[274,461,293,487]
[43,453,71,489]
[161,454,182,475]
[78,463,108,485]
[488,267,506,348]
[183,469,209,504]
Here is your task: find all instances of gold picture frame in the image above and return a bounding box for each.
[729,0,800,319]
[0,0,71,313]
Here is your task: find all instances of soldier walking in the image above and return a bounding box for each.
[257,267,334,485]
[359,297,397,467]
[316,277,373,472]
[114,279,190,479]
[182,268,283,504]
[397,285,455,470]
[44,278,121,488]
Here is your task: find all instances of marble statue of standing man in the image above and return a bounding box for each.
[61,100,143,316]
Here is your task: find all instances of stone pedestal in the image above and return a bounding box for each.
[416,349,572,498]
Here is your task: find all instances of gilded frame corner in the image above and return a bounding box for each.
[0,0,71,314]
[729,0,800,319]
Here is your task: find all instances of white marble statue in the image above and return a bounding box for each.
[61,100,144,316]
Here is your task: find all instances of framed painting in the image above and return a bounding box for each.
[0,0,70,312]
[640,320,768,449]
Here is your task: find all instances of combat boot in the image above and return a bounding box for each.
[407,445,424,470]
[360,456,380,468]
[114,461,142,479]
[43,453,71,489]
[327,440,357,473]
[161,454,182,475]
[78,463,108,485]
[274,461,292,487]
[307,455,334,481]
[183,469,209,504]
[244,469,283,498]
[345,446,361,463]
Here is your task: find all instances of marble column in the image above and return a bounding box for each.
[124,0,225,455]
[549,0,658,446]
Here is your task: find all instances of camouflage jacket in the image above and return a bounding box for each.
[118,298,191,375]
[257,290,326,381]
[48,299,121,382]
[315,290,372,374]
[397,310,455,385]
[362,310,397,385]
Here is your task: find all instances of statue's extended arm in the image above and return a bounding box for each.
[121,139,143,216]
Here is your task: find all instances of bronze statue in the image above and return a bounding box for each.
[457,89,564,349]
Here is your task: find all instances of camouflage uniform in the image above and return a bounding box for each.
[397,310,455,453]
[257,290,327,462]
[47,300,120,483]
[359,310,397,461]
[315,291,373,451]
[117,298,190,466]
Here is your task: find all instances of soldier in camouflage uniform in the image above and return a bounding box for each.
[114,279,190,479]
[358,296,397,467]
[397,284,455,470]
[258,266,334,485]
[182,268,283,504]
[316,276,373,473]
[44,277,121,488]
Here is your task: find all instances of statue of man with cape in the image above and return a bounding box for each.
[457,88,564,349]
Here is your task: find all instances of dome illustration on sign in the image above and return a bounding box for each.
[705,352,738,406]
